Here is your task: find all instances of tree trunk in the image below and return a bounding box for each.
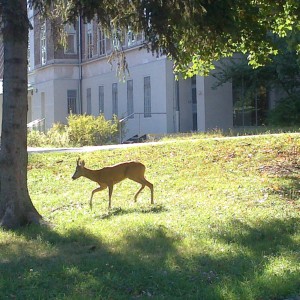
[0,0,43,229]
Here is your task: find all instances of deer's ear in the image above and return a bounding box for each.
[81,160,85,167]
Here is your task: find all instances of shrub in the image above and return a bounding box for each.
[66,114,121,146]
[27,114,122,147]
[46,123,70,147]
[27,130,48,147]
[92,114,119,145]
[268,95,300,126]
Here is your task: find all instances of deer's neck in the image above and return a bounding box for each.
[82,168,100,183]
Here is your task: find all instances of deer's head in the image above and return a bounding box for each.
[72,158,85,180]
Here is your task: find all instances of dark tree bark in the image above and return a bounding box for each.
[0,0,42,229]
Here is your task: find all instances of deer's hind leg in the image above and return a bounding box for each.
[145,179,154,204]
[131,178,154,204]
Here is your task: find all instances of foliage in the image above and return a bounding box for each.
[28,0,300,77]
[214,33,300,91]
[27,130,48,147]
[1,133,300,299]
[67,114,120,146]
[27,114,121,147]
[46,123,70,147]
[212,33,300,126]
[268,95,300,125]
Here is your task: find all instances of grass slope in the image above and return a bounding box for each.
[1,134,300,299]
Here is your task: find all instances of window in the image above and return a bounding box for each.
[126,29,144,47]
[136,31,145,43]
[87,88,92,115]
[127,80,134,118]
[232,78,269,127]
[64,24,77,54]
[67,90,77,114]
[86,22,93,59]
[191,75,197,104]
[40,22,47,65]
[144,76,151,117]
[175,80,180,111]
[98,29,106,56]
[99,86,104,113]
[112,83,118,116]
[112,28,121,50]
[127,27,135,47]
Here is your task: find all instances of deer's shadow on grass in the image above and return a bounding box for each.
[96,204,167,220]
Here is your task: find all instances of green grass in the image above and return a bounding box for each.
[1,133,300,299]
[153,126,300,142]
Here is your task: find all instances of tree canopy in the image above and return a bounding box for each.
[29,0,300,77]
[213,32,300,125]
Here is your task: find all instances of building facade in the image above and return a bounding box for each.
[1,10,284,140]
[24,10,236,142]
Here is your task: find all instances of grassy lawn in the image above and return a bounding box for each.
[1,133,300,299]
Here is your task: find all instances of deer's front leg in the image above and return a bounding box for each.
[90,184,107,210]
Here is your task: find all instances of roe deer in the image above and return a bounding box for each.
[72,158,154,210]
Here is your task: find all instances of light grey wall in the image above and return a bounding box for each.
[81,52,169,139]
[54,79,80,124]
[203,75,233,131]
[29,64,81,130]
[196,76,206,132]
[165,59,176,133]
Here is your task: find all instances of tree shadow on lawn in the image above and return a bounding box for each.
[1,216,299,299]
[208,217,300,298]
